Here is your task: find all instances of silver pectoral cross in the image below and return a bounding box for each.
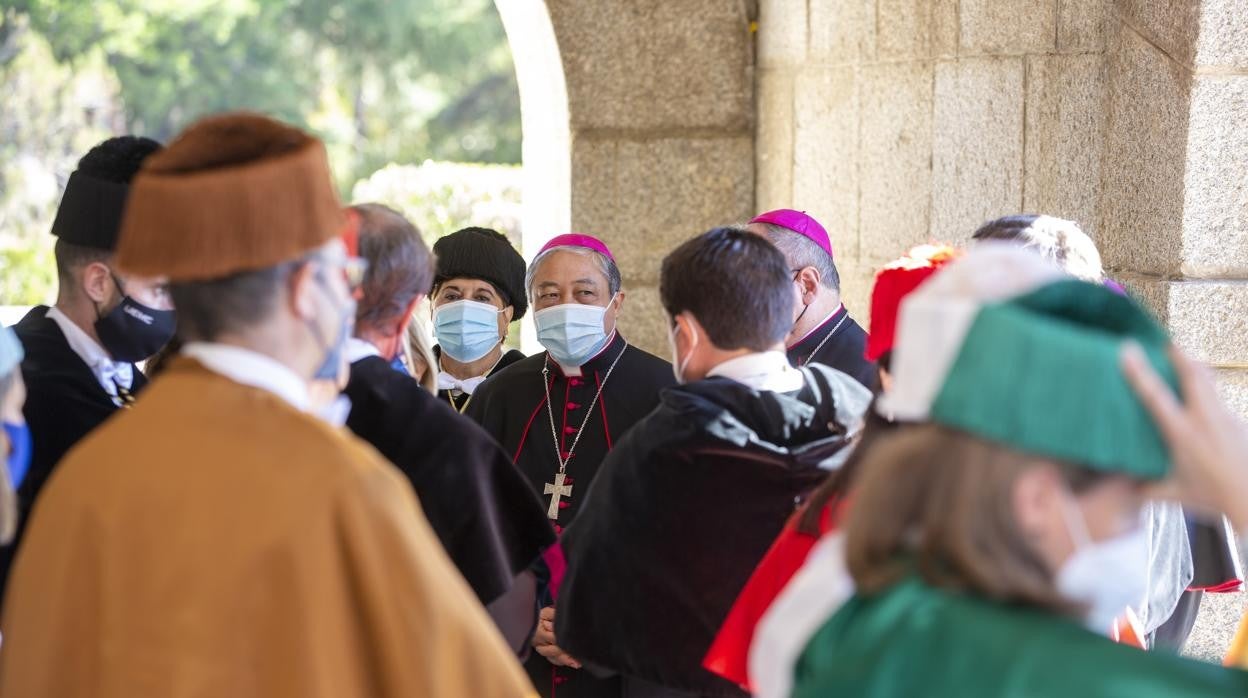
[544,471,573,520]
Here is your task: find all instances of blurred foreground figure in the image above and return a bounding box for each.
[0,113,535,698]
[0,327,29,546]
[790,245,1248,697]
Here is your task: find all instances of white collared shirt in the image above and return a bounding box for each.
[345,337,381,364]
[182,342,310,412]
[46,306,134,405]
[707,351,806,393]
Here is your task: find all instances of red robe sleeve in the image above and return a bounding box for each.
[702,498,846,690]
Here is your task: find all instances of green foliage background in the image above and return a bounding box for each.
[0,0,522,304]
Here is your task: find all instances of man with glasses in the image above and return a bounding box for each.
[746,210,875,389]
[0,113,536,697]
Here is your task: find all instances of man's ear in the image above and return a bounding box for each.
[288,262,320,321]
[81,262,114,305]
[796,266,821,303]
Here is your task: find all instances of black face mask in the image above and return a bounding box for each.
[94,275,176,363]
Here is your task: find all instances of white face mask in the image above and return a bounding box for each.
[666,317,698,384]
[1055,492,1149,635]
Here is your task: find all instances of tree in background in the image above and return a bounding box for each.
[0,0,522,305]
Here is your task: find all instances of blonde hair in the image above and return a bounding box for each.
[404,309,438,394]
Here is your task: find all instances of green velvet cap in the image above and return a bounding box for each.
[929,280,1178,480]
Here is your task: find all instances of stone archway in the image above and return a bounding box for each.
[497,0,758,355]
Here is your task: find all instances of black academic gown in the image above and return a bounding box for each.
[343,356,555,607]
[555,365,866,698]
[466,332,674,698]
[786,305,876,390]
[433,345,527,411]
[0,306,148,605]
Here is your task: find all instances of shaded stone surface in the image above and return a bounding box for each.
[548,0,752,131]
[756,69,795,212]
[615,284,670,358]
[1059,0,1108,53]
[1185,590,1248,663]
[1129,279,1248,366]
[794,67,860,260]
[876,0,958,60]
[859,61,935,262]
[959,0,1057,55]
[1180,74,1248,277]
[931,57,1026,241]
[1023,53,1106,233]
[1097,20,1190,276]
[572,135,754,288]
[1114,0,1200,67]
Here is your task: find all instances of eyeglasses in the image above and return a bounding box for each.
[313,255,369,292]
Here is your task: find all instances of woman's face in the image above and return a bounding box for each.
[1013,465,1144,574]
[432,277,514,341]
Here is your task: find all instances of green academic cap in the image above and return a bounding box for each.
[881,245,1180,480]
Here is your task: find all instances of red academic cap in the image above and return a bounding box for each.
[750,209,833,259]
[865,245,961,362]
[538,233,615,262]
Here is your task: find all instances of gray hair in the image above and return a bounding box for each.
[756,222,840,291]
[971,215,1104,282]
[526,245,622,300]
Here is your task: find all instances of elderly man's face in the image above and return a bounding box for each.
[531,249,622,333]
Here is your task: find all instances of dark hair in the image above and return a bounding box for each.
[54,239,112,286]
[757,222,841,292]
[75,136,163,184]
[170,262,298,342]
[659,226,793,352]
[352,203,434,332]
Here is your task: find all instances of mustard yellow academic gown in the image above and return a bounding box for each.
[0,358,535,698]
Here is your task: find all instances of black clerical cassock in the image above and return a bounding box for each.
[555,365,870,698]
[0,306,149,604]
[785,305,876,389]
[343,355,555,647]
[467,331,674,698]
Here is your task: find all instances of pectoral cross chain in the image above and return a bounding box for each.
[544,471,573,520]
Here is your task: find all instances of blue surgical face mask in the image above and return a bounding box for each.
[3,422,31,490]
[308,268,356,382]
[434,300,502,363]
[535,296,615,367]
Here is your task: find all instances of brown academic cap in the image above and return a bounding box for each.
[115,112,345,281]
